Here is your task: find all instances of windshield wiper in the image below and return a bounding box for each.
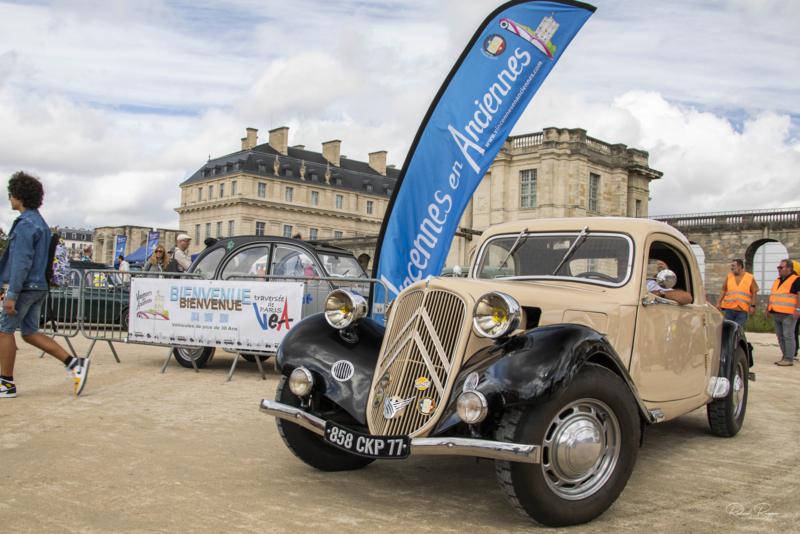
[499,228,528,269]
[552,226,589,276]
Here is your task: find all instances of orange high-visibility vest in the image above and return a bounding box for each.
[768,274,799,314]
[721,272,754,312]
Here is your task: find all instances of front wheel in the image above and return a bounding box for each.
[707,345,748,437]
[275,376,374,472]
[495,364,640,527]
[172,346,215,369]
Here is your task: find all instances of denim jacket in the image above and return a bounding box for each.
[0,209,51,299]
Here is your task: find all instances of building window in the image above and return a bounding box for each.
[366,200,374,215]
[216,222,222,237]
[209,185,214,198]
[520,169,537,208]
[335,194,343,209]
[283,225,293,238]
[228,220,235,236]
[195,224,200,242]
[366,183,373,192]
[635,199,642,217]
[310,190,319,206]
[232,180,237,195]
[255,222,266,236]
[205,223,211,238]
[588,173,600,212]
[219,183,225,197]
[285,187,294,202]
[197,188,203,201]
[334,230,343,238]
[309,228,318,240]
[258,182,266,198]
[284,168,293,178]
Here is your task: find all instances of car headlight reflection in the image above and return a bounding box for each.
[288,367,314,397]
[472,292,521,338]
[457,390,488,424]
[324,289,367,329]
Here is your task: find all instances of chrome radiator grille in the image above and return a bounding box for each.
[367,289,467,437]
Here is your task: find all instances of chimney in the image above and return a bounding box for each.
[269,126,289,155]
[322,139,341,167]
[242,127,258,150]
[368,150,387,176]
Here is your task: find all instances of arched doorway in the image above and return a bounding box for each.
[747,239,788,296]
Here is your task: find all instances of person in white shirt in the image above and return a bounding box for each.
[117,254,130,272]
[173,234,192,272]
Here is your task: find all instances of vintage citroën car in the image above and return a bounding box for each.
[260,217,752,526]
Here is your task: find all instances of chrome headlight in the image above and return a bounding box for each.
[456,390,488,424]
[472,292,521,338]
[324,289,367,329]
[288,367,314,397]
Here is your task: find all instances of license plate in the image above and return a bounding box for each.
[324,421,410,459]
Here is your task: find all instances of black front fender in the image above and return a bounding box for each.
[276,313,384,425]
[433,323,649,435]
[719,319,752,378]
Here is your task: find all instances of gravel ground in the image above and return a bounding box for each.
[1,332,797,533]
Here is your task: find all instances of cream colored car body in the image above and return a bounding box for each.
[376,217,723,425]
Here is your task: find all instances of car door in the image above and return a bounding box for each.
[269,244,328,317]
[630,236,708,402]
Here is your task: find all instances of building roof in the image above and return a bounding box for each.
[181,142,400,197]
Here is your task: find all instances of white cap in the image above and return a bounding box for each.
[177,233,191,241]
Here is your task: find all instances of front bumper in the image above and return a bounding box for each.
[260,399,541,464]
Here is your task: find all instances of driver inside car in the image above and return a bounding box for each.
[647,259,693,305]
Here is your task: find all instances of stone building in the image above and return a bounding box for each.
[56,227,93,260]
[93,225,184,265]
[176,126,661,270]
[176,127,398,257]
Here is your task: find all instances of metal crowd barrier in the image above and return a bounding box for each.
[212,274,387,381]
[38,270,83,359]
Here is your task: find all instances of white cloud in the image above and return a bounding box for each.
[0,0,796,237]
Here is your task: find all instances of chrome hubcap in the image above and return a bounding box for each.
[178,347,203,361]
[542,399,621,500]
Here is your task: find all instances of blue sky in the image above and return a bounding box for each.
[0,0,798,231]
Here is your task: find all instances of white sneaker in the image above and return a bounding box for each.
[0,378,16,398]
[69,358,91,396]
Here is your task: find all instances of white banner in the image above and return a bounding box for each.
[128,278,304,352]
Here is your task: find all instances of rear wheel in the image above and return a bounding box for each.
[172,346,215,369]
[707,345,748,437]
[495,364,640,527]
[275,376,374,471]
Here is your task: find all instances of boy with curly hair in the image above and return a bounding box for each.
[0,171,90,398]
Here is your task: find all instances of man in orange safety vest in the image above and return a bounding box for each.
[716,259,758,328]
[768,259,800,366]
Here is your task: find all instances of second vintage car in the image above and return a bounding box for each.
[172,235,368,368]
[260,217,753,527]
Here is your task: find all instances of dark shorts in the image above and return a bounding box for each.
[0,290,47,336]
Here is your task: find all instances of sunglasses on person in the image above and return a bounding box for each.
[155,249,165,254]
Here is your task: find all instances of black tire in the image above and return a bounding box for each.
[275,376,374,472]
[707,345,748,437]
[172,346,215,369]
[241,353,270,363]
[119,306,129,331]
[495,364,640,527]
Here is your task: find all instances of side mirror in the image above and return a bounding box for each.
[656,269,677,289]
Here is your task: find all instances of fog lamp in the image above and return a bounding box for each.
[324,289,367,329]
[456,390,488,424]
[288,367,314,397]
[472,292,521,338]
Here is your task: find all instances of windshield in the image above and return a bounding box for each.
[319,253,367,278]
[476,232,632,286]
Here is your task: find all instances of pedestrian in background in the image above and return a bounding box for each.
[117,254,130,272]
[0,171,90,398]
[767,258,800,366]
[144,245,169,272]
[794,259,800,361]
[173,234,192,272]
[716,258,758,328]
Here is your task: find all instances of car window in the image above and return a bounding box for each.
[220,245,271,280]
[272,245,320,278]
[646,241,693,296]
[192,248,225,280]
[476,232,632,286]
[318,253,368,278]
